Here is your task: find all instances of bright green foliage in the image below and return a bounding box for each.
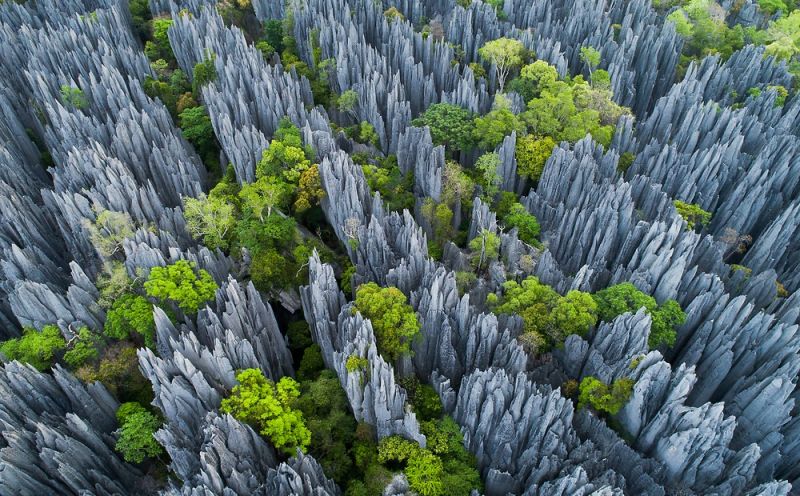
[468,229,501,271]
[411,103,476,152]
[383,6,405,21]
[183,193,236,250]
[256,125,313,184]
[501,203,540,245]
[476,152,502,199]
[0,325,66,371]
[239,176,292,220]
[473,95,525,150]
[256,40,275,59]
[346,354,369,373]
[353,283,421,362]
[406,450,445,496]
[521,79,616,147]
[221,369,311,455]
[520,60,559,98]
[515,134,556,182]
[578,376,634,415]
[179,105,216,158]
[758,0,789,13]
[296,370,358,483]
[674,200,712,230]
[114,402,164,463]
[236,213,298,254]
[63,328,101,368]
[150,18,175,61]
[455,271,477,295]
[764,12,800,61]
[592,282,686,349]
[192,54,217,95]
[495,277,597,351]
[337,89,359,116]
[346,121,379,146]
[377,435,420,464]
[478,37,526,92]
[144,260,218,313]
[579,46,601,77]
[104,293,157,347]
[767,84,789,107]
[60,85,88,109]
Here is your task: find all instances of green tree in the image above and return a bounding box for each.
[294,164,325,213]
[63,328,101,368]
[478,37,526,92]
[502,203,540,246]
[592,282,686,349]
[475,152,501,199]
[495,277,597,351]
[256,136,312,184]
[515,134,556,182]
[183,193,236,250]
[296,370,357,483]
[250,249,295,292]
[60,85,88,109]
[420,198,455,259]
[578,376,634,415]
[151,18,175,61]
[411,103,475,152]
[114,402,164,463]
[104,293,157,348]
[520,60,559,98]
[473,95,525,150]
[179,105,216,158]
[579,46,601,80]
[468,229,500,271]
[764,11,800,61]
[406,450,444,496]
[144,260,218,313]
[83,208,135,259]
[239,176,292,220]
[0,325,66,371]
[674,200,712,230]
[353,283,421,362]
[263,19,285,55]
[75,343,153,405]
[221,369,311,455]
[337,89,359,118]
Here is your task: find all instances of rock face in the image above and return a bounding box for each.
[0,362,142,495]
[1,0,799,493]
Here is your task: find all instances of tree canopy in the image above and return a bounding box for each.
[495,277,597,351]
[104,293,157,348]
[478,37,526,92]
[144,260,218,313]
[411,103,475,152]
[114,402,164,464]
[0,325,66,371]
[353,283,421,362]
[578,376,634,415]
[220,369,311,455]
[592,282,686,349]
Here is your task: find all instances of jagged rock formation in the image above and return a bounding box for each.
[1,0,799,493]
[0,362,142,495]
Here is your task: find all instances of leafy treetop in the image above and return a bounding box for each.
[144,260,218,313]
[220,368,311,455]
[353,283,421,362]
